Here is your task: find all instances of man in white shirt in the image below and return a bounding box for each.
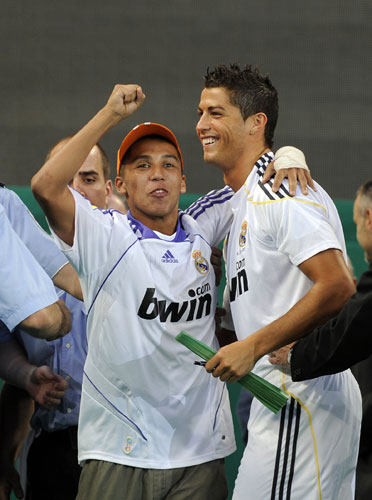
[31,85,236,500]
[198,64,361,499]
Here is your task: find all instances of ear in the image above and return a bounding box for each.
[106,179,113,197]
[180,175,186,194]
[365,207,372,231]
[253,112,267,130]
[248,112,268,135]
[115,176,128,197]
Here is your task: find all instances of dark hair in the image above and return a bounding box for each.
[204,63,278,148]
[357,179,372,215]
[46,137,110,180]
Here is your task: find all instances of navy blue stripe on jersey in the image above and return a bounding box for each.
[185,187,233,220]
[286,402,301,498]
[262,178,285,199]
[84,371,147,441]
[255,152,275,174]
[271,404,287,499]
[255,152,292,201]
[279,398,295,499]
[271,397,301,499]
[101,208,123,216]
[258,180,276,200]
[87,239,139,316]
[277,182,291,198]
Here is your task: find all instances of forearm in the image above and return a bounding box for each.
[251,278,354,363]
[31,85,144,245]
[32,106,120,200]
[0,339,34,390]
[20,299,71,340]
[0,384,34,464]
[52,263,83,301]
[291,289,372,380]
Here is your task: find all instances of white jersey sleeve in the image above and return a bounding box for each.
[184,187,234,247]
[255,185,343,267]
[51,188,117,277]
[0,186,68,278]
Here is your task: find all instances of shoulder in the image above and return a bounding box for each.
[185,186,233,221]
[251,178,332,216]
[0,185,21,212]
[73,189,128,228]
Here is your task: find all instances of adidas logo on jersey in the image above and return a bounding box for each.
[161,250,178,263]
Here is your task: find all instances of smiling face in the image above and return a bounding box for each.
[196,87,253,171]
[115,137,186,234]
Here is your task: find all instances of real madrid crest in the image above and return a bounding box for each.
[239,220,247,247]
[192,250,209,275]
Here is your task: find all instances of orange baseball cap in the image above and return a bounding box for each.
[117,122,184,175]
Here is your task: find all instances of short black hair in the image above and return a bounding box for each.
[204,63,278,148]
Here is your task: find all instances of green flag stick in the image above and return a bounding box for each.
[176,331,288,414]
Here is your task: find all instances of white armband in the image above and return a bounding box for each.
[274,146,309,172]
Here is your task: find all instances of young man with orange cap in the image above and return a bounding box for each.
[31,84,308,500]
[31,85,238,500]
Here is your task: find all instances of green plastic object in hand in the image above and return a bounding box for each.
[176,331,288,414]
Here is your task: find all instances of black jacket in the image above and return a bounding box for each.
[291,263,372,381]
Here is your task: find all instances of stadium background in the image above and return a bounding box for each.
[1,1,371,498]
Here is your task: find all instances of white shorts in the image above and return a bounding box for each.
[232,368,361,500]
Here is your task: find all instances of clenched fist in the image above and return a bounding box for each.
[105,84,146,121]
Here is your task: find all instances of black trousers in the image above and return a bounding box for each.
[26,426,81,500]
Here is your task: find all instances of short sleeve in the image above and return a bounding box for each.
[263,196,342,267]
[0,205,58,331]
[185,187,234,247]
[50,189,116,277]
[0,187,68,278]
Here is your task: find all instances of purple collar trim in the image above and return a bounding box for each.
[126,211,188,242]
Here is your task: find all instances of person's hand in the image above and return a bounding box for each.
[268,342,295,369]
[105,84,146,122]
[210,247,223,286]
[0,461,23,500]
[25,366,68,409]
[262,164,315,197]
[205,338,256,382]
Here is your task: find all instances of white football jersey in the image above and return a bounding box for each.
[53,188,235,469]
[225,152,346,376]
[224,153,361,500]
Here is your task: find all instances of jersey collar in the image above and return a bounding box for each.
[126,211,188,242]
[230,152,274,211]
